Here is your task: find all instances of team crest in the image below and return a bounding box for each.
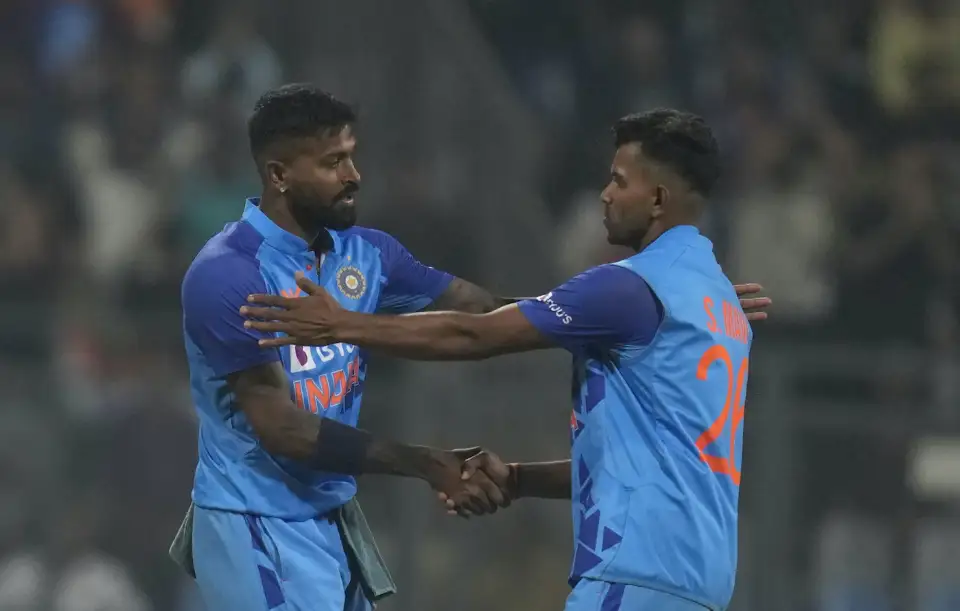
[336,265,366,299]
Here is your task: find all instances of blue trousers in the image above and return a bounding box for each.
[566,579,712,611]
[192,506,373,611]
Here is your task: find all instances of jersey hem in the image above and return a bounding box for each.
[191,498,353,522]
[572,576,720,611]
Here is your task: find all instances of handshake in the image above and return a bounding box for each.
[425,447,516,518]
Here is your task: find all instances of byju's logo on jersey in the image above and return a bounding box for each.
[336,265,366,299]
[537,292,572,324]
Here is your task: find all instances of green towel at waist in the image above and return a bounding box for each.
[335,498,397,602]
[169,500,396,602]
[169,503,196,579]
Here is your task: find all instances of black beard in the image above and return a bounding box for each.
[288,191,357,233]
[323,199,357,230]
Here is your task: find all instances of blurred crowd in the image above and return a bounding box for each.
[0,1,283,609]
[0,0,958,609]
[472,0,960,347]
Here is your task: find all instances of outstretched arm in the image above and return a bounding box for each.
[335,304,548,360]
[346,275,764,360]
[243,265,663,360]
[432,278,771,320]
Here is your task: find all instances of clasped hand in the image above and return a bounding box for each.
[432,448,514,519]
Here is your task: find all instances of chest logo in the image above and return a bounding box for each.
[336,265,366,299]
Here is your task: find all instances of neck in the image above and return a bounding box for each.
[633,223,665,252]
[632,219,695,252]
[258,191,322,245]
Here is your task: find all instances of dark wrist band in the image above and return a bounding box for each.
[312,421,372,474]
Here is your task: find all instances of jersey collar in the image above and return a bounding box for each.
[241,198,342,256]
[662,225,699,239]
[661,224,712,250]
[645,224,711,253]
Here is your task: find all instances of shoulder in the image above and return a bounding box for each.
[524,264,659,319]
[338,226,451,310]
[336,226,422,277]
[564,263,652,295]
[518,264,662,351]
[183,222,267,305]
[624,229,713,272]
[620,245,683,270]
[337,226,404,254]
[187,221,264,275]
[554,264,662,328]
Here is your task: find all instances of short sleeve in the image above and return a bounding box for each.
[516,264,663,354]
[182,253,282,377]
[352,228,454,314]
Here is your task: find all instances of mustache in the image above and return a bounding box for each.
[335,182,359,201]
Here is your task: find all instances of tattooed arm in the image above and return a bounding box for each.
[427,278,527,314]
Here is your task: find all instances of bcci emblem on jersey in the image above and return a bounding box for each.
[336,265,366,299]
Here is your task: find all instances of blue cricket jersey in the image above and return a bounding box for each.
[181,199,453,520]
[518,225,752,610]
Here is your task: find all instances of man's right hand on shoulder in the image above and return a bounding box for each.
[436,448,515,518]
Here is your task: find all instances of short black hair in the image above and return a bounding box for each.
[248,83,357,161]
[613,109,720,197]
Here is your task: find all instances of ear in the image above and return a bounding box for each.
[265,160,289,193]
[651,184,670,219]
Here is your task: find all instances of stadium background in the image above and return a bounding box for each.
[1,0,959,609]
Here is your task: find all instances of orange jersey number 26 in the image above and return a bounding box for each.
[695,345,748,485]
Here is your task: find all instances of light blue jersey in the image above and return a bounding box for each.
[518,226,752,611]
[180,199,452,611]
[181,198,452,519]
